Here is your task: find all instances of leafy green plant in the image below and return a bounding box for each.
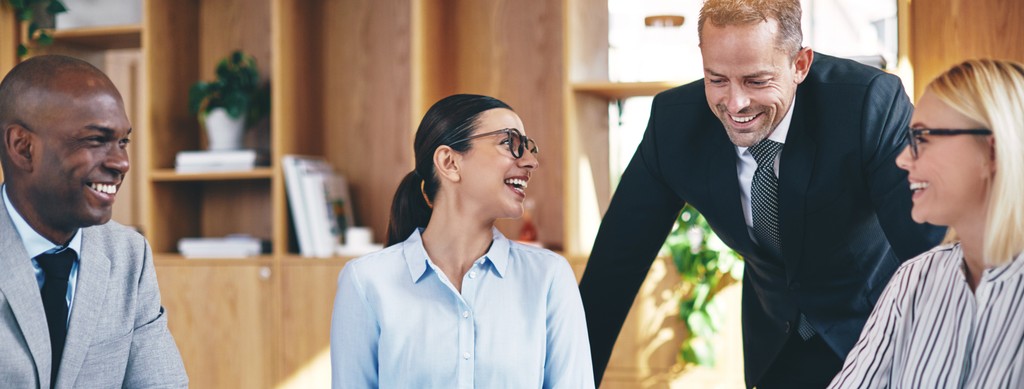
[188,50,269,127]
[663,204,743,367]
[7,0,68,57]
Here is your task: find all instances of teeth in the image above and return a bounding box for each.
[731,114,755,123]
[504,178,528,189]
[910,182,929,191]
[90,183,117,195]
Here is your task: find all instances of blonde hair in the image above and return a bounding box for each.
[927,59,1024,266]
[697,0,803,57]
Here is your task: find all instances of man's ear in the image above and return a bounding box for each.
[4,123,34,172]
[433,145,462,183]
[792,47,814,84]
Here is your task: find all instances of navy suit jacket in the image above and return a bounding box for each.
[579,53,945,386]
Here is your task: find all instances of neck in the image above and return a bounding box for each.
[421,200,495,292]
[6,186,73,246]
[954,218,987,291]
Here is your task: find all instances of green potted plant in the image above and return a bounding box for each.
[6,0,68,57]
[663,204,743,368]
[188,50,269,150]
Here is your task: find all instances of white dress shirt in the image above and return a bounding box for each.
[830,243,1024,388]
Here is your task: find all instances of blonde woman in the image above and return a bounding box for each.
[830,59,1024,388]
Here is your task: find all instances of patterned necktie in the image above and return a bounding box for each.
[748,140,817,340]
[37,249,75,386]
[748,139,783,256]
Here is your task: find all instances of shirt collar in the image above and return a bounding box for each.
[736,95,797,155]
[401,227,511,282]
[2,184,82,259]
[983,250,1024,283]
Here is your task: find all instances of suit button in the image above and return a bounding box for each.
[784,322,792,334]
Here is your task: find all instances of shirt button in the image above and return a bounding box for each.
[469,271,477,279]
[462,311,470,318]
[463,352,471,360]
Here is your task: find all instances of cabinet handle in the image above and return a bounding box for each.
[259,266,272,280]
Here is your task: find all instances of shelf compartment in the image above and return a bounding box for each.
[149,180,272,253]
[51,24,142,50]
[150,168,273,182]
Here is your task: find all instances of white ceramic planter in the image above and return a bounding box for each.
[204,107,246,150]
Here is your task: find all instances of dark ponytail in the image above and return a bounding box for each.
[384,94,513,245]
[385,171,433,245]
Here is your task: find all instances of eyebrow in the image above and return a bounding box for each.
[704,69,775,79]
[84,125,132,136]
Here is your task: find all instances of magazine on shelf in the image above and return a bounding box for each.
[282,155,355,257]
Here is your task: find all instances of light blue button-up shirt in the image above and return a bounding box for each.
[2,185,82,326]
[331,228,594,388]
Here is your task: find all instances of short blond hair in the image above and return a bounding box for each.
[927,59,1024,266]
[697,0,803,56]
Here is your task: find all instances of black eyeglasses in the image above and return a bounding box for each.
[906,127,992,159]
[449,128,539,159]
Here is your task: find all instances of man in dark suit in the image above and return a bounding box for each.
[0,55,188,388]
[579,0,945,387]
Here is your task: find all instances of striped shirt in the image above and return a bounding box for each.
[829,243,1024,388]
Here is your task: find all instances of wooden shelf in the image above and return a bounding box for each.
[280,255,358,266]
[51,24,142,50]
[572,81,688,99]
[154,254,274,266]
[150,168,273,182]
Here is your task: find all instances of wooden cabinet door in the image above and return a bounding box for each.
[155,262,275,389]
[275,262,347,388]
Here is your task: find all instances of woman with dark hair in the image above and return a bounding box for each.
[330,94,594,388]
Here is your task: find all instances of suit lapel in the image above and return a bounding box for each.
[0,196,53,387]
[703,127,756,255]
[778,97,815,279]
[57,227,110,388]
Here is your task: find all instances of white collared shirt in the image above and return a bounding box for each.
[734,96,797,234]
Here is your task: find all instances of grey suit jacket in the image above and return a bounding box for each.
[0,194,188,388]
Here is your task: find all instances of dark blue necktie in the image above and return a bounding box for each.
[37,249,75,386]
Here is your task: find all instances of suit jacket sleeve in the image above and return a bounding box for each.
[578,96,686,384]
[122,239,188,388]
[859,73,946,261]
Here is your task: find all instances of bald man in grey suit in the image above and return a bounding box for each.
[0,55,187,388]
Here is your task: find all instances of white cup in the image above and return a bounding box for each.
[345,227,373,247]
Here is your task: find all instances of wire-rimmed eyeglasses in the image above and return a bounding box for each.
[906,127,991,159]
[449,128,539,159]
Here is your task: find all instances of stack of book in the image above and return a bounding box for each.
[283,155,356,258]
[175,149,269,173]
[178,235,267,258]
